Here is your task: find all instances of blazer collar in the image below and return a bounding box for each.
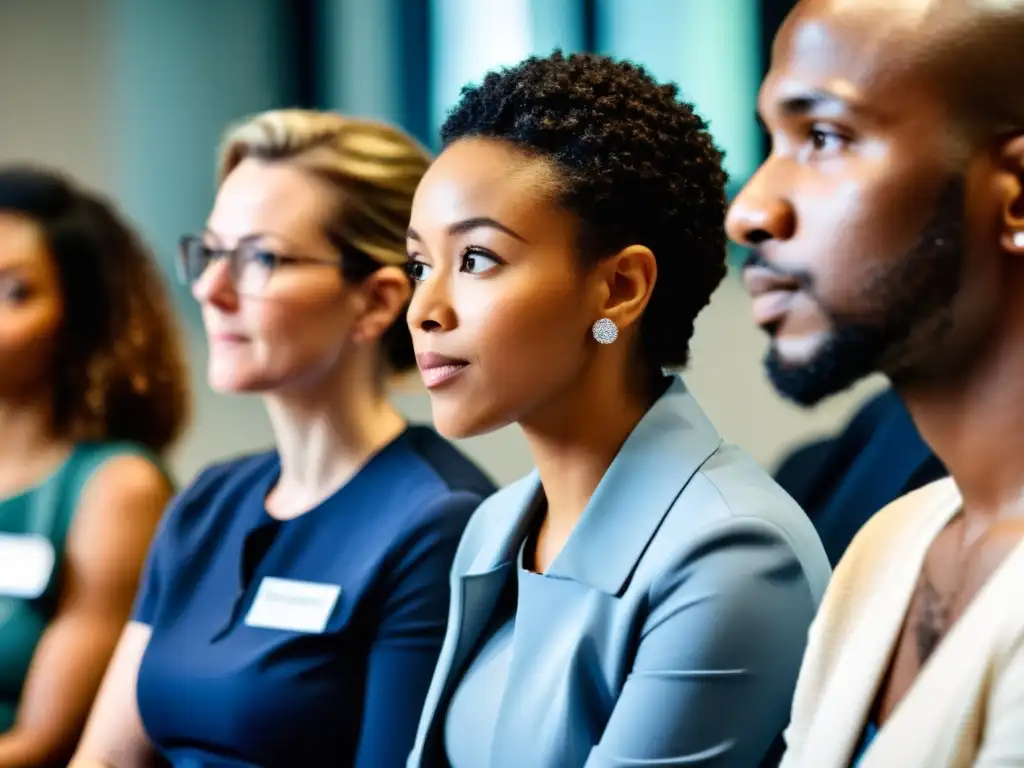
[466,376,722,595]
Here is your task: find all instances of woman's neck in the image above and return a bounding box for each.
[263,372,407,520]
[522,366,661,533]
[0,389,73,494]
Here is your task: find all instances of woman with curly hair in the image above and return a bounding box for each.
[0,166,188,766]
[405,52,831,768]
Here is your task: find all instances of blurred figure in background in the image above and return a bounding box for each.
[0,167,188,766]
[729,0,1024,764]
[73,110,494,768]
[405,52,829,768]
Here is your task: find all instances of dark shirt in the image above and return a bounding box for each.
[850,721,878,767]
[133,426,495,767]
[774,388,946,566]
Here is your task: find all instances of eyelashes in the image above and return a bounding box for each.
[460,247,502,275]
[406,246,505,283]
[807,123,852,155]
[0,279,29,303]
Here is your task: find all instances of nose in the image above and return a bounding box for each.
[191,258,239,311]
[726,164,796,247]
[406,273,457,334]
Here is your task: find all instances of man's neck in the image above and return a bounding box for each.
[902,313,1024,519]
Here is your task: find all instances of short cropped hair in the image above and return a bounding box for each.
[441,51,728,369]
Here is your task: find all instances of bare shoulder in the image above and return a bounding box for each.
[79,453,172,512]
[67,453,172,572]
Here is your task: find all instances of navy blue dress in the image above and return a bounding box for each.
[133,426,494,767]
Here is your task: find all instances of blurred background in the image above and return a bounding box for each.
[0,0,883,486]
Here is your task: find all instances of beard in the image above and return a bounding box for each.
[760,177,966,407]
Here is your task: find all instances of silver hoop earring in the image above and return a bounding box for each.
[592,318,619,345]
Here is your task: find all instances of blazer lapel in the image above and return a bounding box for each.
[549,377,722,595]
[411,476,543,766]
[452,482,541,672]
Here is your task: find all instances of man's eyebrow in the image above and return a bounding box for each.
[778,89,855,117]
[760,85,868,121]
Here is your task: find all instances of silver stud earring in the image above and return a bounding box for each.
[1014,231,1024,249]
[592,318,619,345]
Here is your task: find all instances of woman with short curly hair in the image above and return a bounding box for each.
[405,51,831,768]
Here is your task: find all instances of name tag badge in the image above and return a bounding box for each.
[0,533,56,599]
[244,577,341,634]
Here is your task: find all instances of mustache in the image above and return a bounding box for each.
[741,251,814,291]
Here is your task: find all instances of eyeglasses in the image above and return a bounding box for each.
[177,235,341,297]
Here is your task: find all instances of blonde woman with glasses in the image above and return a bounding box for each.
[71,110,494,768]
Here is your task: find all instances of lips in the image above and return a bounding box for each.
[415,352,470,389]
[751,291,797,327]
[210,332,249,345]
[742,266,803,329]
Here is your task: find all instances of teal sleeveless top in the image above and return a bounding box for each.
[0,442,162,732]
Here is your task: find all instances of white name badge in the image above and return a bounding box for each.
[0,533,56,599]
[244,577,341,634]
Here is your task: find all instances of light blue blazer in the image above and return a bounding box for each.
[408,377,831,768]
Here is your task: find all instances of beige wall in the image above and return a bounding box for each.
[0,0,884,487]
[0,0,110,188]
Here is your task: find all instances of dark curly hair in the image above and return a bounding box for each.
[0,166,190,453]
[441,51,728,369]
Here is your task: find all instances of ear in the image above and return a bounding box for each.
[350,266,412,345]
[593,244,658,333]
[998,134,1024,254]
